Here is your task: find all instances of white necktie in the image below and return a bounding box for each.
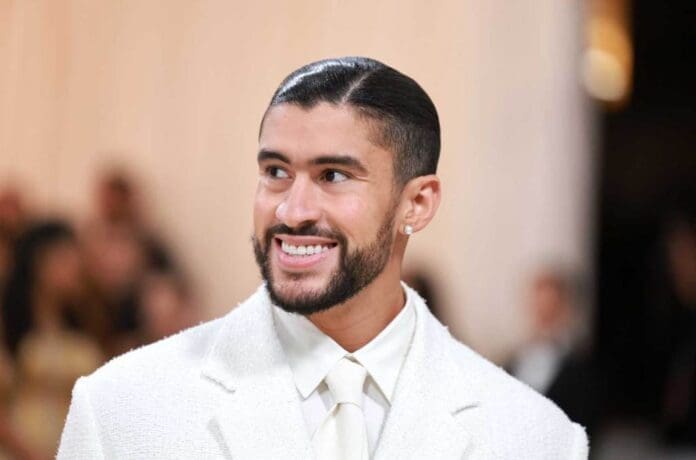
[312,357,370,460]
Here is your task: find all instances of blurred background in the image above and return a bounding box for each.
[0,0,694,458]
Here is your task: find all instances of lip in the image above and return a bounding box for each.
[272,237,338,271]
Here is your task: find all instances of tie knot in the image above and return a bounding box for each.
[325,357,367,407]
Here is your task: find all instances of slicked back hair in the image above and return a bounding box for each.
[262,57,440,186]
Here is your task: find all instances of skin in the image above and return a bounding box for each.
[255,102,441,351]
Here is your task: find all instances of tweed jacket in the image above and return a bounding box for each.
[58,284,588,459]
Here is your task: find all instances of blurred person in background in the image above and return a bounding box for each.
[654,211,696,447]
[82,221,147,355]
[0,186,38,459]
[82,169,177,357]
[507,268,604,438]
[0,186,29,295]
[0,230,13,301]
[90,169,173,269]
[0,186,28,242]
[1,220,103,458]
[0,335,40,460]
[138,268,198,343]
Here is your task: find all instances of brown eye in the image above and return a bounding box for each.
[267,166,289,179]
[323,170,348,183]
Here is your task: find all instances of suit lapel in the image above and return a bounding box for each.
[201,287,313,459]
[375,289,481,459]
[199,285,484,459]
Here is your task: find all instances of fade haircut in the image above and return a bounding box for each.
[262,57,440,186]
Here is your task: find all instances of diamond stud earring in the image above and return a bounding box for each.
[404,224,414,235]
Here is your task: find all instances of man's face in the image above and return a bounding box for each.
[253,102,399,315]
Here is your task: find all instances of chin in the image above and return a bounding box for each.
[272,273,327,299]
[266,272,339,315]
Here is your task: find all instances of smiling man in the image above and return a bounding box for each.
[59,57,588,459]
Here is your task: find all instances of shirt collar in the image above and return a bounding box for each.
[272,286,416,403]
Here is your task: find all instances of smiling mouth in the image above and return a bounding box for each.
[275,238,338,256]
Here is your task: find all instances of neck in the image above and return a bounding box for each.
[308,261,405,352]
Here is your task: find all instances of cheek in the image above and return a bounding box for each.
[331,195,383,242]
[253,190,279,234]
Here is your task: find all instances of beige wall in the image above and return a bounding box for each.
[0,0,593,362]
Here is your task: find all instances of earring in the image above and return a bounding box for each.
[404,224,414,235]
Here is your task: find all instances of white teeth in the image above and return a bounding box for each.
[281,241,331,256]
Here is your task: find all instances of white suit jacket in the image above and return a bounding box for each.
[58,285,588,459]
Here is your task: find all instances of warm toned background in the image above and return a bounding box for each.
[0,0,592,362]
[4,1,696,459]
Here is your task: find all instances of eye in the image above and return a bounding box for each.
[266,166,289,179]
[322,170,349,183]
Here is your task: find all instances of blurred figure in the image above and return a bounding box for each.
[82,169,176,356]
[1,338,41,460]
[0,340,12,426]
[0,186,27,241]
[507,268,604,437]
[139,268,197,343]
[656,215,696,446]
[82,221,147,355]
[0,229,13,298]
[1,220,102,458]
[90,168,173,269]
[0,186,29,297]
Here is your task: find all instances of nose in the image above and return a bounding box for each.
[275,175,321,228]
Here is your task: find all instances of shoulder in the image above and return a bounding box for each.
[78,288,267,392]
[447,337,557,413]
[445,333,589,458]
[83,316,224,389]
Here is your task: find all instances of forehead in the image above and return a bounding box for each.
[259,102,389,164]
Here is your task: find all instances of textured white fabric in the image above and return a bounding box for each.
[58,284,589,459]
[272,288,415,454]
[313,358,369,460]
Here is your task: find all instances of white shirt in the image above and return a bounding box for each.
[272,288,416,455]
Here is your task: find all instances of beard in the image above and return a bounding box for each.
[252,212,396,315]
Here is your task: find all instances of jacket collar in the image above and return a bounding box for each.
[374,284,481,459]
[201,285,313,459]
[201,284,482,459]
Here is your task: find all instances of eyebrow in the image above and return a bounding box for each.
[257,150,368,175]
[310,155,368,175]
[257,149,290,164]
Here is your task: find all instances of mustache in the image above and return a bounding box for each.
[264,223,344,242]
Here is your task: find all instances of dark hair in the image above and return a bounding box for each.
[263,57,440,186]
[1,220,76,357]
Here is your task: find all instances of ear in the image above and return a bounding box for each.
[398,174,441,235]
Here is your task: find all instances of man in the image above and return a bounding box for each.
[59,57,588,459]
